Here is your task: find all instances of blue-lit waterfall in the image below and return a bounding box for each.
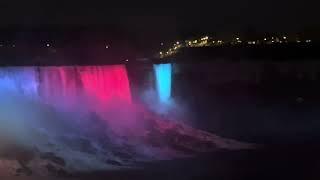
[0,67,39,98]
[153,64,172,104]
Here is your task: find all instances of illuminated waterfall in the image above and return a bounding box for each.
[0,65,132,112]
[0,67,39,98]
[154,64,172,104]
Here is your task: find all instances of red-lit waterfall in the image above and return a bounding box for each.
[39,65,132,111]
[77,65,132,104]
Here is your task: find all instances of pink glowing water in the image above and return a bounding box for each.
[38,65,132,111]
[77,66,131,104]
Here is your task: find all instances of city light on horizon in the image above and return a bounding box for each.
[159,34,313,58]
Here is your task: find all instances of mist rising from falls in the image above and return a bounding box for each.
[0,65,254,174]
[0,65,136,171]
[0,65,135,143]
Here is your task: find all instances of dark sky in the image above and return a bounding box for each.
[1,1,318,30]
[0,0,318,55]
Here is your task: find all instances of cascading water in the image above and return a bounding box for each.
[39,66,80,109]
[0,67,39,98]
[0,65,132,112]
[77,65,132,105]
[0,64,253,176]
[153,63,172,104]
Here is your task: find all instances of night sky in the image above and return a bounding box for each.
[0,0,318,56]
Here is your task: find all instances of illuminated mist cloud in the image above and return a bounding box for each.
[153,63,172,104]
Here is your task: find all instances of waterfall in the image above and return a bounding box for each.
[77,65,132,105]
[39,66,80,109]
[0,67,39,98]
[0,65,132,112]
[153,64,172,104]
